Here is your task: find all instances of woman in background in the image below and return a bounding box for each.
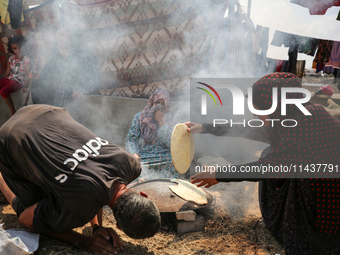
[125,88,182,179]
[0,35,30,116]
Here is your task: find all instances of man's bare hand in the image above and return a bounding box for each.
[84,232,123,255]
[190,170,219,188]
[184,122,203,134]
[93,227,125,251]
[43,228,122,255]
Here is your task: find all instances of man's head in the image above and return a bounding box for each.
[112,190,161,239]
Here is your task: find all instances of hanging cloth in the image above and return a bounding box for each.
[313,40,333,73]
[7,0,25,29]
[325,41,340,69]
[271,30,319,56]
[290,0,340,15]
[0,0,10,24]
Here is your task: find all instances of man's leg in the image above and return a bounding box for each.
[0,171,46,217]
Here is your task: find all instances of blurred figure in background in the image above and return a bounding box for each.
[0,35,30,116]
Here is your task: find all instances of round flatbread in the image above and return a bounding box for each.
[169,179,208,205]
[171,123,195,174]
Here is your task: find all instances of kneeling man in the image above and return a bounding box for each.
[0,104,160,254]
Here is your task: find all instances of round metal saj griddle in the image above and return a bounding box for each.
[127,178,213,213]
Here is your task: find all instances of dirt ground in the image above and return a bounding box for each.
[0,182,285,255]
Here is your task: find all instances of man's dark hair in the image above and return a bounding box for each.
[8,35,25,54]
[112,190,161,239]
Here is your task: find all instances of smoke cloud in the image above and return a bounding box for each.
[19,0,276,217]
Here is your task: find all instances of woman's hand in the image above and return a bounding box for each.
[132,153,140,161]
[190,169,219,188]
[154,108,166,127]
[184,122,203,134]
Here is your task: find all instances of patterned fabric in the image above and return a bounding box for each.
[125,111,182,179]
[8,55,29,85]
[2,0,217,98]
[23,1,60,33]
[259,179,340,255]
[313,40,333,73]
[0,53,29,98]
[325,41,340,70]
[0,77,22,98]
[290,0,340,15]
[253,73,340,254]
[59,0,209,97]
[140,88,172,144]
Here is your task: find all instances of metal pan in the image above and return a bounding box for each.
[128,178,213,213]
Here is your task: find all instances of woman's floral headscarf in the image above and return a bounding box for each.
[139,88,173,144]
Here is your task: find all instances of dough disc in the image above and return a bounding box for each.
[171,123,195,174]
[169,179,207,205]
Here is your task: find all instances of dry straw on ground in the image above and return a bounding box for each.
[0,184,284,255]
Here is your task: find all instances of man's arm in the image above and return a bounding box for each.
[91,207,103,229]
[18,203,123,254]
[90,207,125,252]
[0,173,16,206]
[45,229,122,255]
